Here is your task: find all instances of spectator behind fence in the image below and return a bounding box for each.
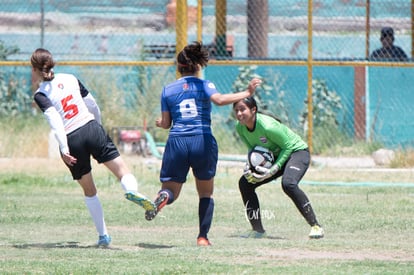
[370,27,408,61]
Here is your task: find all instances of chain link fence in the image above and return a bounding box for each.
[1,0,413,159]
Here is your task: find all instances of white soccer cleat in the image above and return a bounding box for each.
[309,225,324,239]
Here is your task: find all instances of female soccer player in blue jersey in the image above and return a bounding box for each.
[145,41,262,246]
[31,48,155,247]
[233,97,324,239]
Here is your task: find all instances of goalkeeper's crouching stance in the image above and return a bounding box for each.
[233,96,324,239]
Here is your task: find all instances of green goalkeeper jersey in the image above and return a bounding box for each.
[235,113,308,169]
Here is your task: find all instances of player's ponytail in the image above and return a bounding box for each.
[30,48,56,81]
[177,41,209,75]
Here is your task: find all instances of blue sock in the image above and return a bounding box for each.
[198,197,214,239]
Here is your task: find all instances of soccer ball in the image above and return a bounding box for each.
[247,146,275,173]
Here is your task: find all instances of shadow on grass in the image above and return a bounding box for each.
[10,242,175,250]
[137,243,175,249]
[228,234,286,240]
[11,242,121,250]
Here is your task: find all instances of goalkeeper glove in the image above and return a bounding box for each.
[247,164,279,184]
[243,163,256,183]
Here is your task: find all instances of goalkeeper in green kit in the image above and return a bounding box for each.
[233,97,324,239]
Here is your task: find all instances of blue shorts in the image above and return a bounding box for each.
[160,134,218,183]
[66,120,120,180]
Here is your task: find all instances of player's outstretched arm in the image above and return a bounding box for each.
[210,78,262,106]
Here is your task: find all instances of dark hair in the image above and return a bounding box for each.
[233,96,259,111]
[30,48,55,81]
[176,41,209,75]
[381,27,394,40]
[233,96,282,123]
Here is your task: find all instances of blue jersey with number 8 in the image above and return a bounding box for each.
[160,76,218,136]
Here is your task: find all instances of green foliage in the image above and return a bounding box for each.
[78,66,174,142]
[0,41,32,116]
[0,40,19,60]
[262,68,290,124]
[0,73,31,116]
[130,65,175,140]
[232,65,273,111]
[300,79,347,154]
[231,66,290,123]
[301,79,343,128]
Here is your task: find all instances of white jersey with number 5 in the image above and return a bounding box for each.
[36,73,94,134]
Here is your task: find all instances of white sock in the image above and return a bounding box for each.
[84,195,107,236]
[120,173,138,194]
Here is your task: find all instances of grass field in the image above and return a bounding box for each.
[1,156,413,274]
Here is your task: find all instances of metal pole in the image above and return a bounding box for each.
[215,0,227,59]
[365,0,370,59]
[40,0,44,47]
[176,0,188,78]
[197,0,202,42]
[307,0,313,153]
[412,0,414,58]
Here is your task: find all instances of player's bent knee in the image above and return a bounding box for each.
[239,176,254,192]
[281,178,299,194]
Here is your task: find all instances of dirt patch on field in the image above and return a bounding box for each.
[263,248,414,262]
[106,226,414,263]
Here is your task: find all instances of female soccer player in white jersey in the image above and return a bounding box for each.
[144,41,262,246]
[31,48,155,247]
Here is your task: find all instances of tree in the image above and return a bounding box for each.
[231,65,289,124]
[300,79,343,128]
[0,41,30,116]
[0,40,19,61]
